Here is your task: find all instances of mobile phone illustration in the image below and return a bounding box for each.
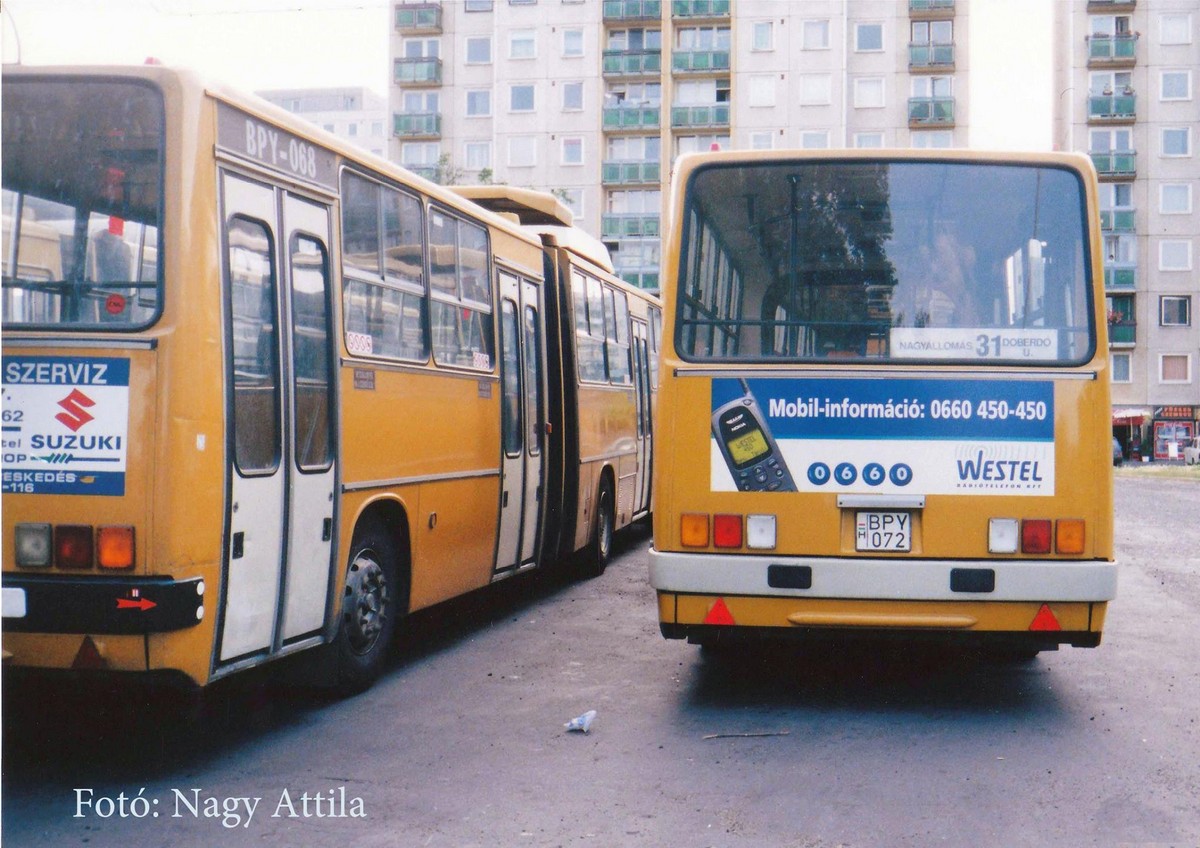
[712,380,796,492]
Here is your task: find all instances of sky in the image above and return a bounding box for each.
[1,0,1052,151]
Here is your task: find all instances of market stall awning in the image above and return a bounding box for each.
[1112,408,1150,424]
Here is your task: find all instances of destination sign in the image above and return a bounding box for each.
[216,101,338,190]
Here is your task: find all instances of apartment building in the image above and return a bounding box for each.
[1054,0,1200,459]
[258,86,389,159]
[389,0,970,292]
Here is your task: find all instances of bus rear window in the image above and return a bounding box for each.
[677,159,1094,365]
[2,79,164,329]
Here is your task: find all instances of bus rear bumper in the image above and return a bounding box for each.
[650,548,1113,647]
[1,574,205,635]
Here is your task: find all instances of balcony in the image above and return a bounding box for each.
[1100,209,1136,232]
[394,112,442,138]
[1087,33,1138,67]
[1090,149,1137,179]
[603,0,661,21]
[909,0,955,18]
[908,96,955,127]
[1108,321,1136,346]
[602,213,660,238]
[617,269,660,291]
[671,0,729,18]
[1088,92,1136,123]
[404,164,439,181]
[394,2,442,32]
[602,49,662,76]
[1104,262,1137,290]
[602,160,662,185]
[394,57,443,86]
[671,50,730,73]
[909,42,955,70]
[670,103,729,128]
[602,104,661,130]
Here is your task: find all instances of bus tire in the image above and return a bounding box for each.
[334,522,399,695]
[583,479,615,578]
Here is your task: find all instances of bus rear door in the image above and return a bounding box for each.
[218,172,337,663]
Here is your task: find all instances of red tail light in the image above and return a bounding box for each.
[55,525,94,569]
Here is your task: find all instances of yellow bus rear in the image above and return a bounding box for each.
[650,150,1116,655]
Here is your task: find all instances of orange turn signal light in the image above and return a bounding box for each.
[97,525,135,570]
[681,513,710,548]
[1055,519,1086,555]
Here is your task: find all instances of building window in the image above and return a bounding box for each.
[607,189,659,214]
[465,0,493,10]
[1161,184,1193,214]
[802,20,830,50]
[675,26,731,51]
[465,141,491,170]
[1159,240,1193,271]
[466,89,491,117]
[563,28,584,57]
[509,29,536,59]
[1161,296,1192,327]
[1159,354,1192,384]
[466,36,492,64]
[403,37,440,59]
[854,132,885,149]
[752,21,774,51]
[854,77,885,108]
[1161,70,1192,101]
[1111,352,1131,383]
[911,130,953,149]
[562,81,584,111]
[561,136,583,165]
[1161,127,1191,156]
[749,131,774,150]
[607,135,660,161]
[509,84,535,112]
[748,75,776,108]
[798,74,832,105]
[607,27,661,52]
[675,135,728,156]
[1159,13,1192,45]
[912,75,953,99]
[401,141,440,168]
[855,22,884,52]
[560,188,583,220]
[801,130,830,149]
[508,136,536,167]
[912,20,952,47]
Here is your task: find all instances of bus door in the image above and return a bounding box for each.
[494,271,544,577]
[218,172,336,662]
[631,319,652,516]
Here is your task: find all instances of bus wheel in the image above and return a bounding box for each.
[583,480,615,578]
[335,523,398,694]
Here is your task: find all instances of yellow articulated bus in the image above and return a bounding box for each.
[1,64,657,693]
[650,149,1117,657]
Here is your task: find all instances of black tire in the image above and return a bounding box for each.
[334,522,400,694]
[582,479,615,578]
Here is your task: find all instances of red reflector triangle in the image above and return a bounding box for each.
[1029,604,1062,632]
[72,636,108,670]
[703,597,736,626]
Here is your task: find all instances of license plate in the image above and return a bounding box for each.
[855,511,911,552]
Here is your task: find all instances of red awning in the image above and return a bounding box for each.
[1112,408,1149,425]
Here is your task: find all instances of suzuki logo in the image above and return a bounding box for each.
[55,389,96,432]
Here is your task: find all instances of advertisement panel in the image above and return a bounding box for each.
[711,377,1055,496]
[2,356,131,496]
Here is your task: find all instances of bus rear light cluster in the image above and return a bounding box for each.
[988,518,1084,555]
[14,523,135,570]
[681,513,777,550]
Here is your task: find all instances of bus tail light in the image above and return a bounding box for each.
[713,515,743,548]
[98,526,136,570]
[681,514,709,547]
[746,514,777,550]
[14,524,53,567]
[988,518,1019,554]
[55,525,94,569]
[1055,519,1086,554]
[1020,519,1053,554]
